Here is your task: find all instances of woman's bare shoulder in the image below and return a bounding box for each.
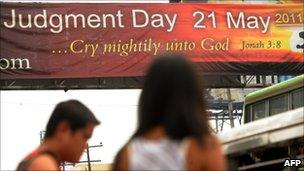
[203,134,222,149]
[188,134,221,150]
[187,135,227,171]
[112,144,130,171]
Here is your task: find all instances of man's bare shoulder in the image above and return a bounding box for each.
[27,154,58,171]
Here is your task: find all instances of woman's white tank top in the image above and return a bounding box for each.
[128,137,190,170]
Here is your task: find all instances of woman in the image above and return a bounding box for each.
[113,54,226,170]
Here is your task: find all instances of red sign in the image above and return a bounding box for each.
[1,3,303,79]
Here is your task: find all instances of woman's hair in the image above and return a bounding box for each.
[133,53,210,142]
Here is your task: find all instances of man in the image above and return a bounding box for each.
[16,100,100,171]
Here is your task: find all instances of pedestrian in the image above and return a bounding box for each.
[16,100,100,171]
[113,54,226,170]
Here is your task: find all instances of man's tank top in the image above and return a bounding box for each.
[16,148,60,171]
[128,137,190,170]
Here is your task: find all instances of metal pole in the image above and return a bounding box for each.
[227,88,235,128]
[215,112,218,133]
[86,144,91,171]
[40,131,43,144]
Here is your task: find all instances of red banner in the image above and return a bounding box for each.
[0,3,303,79]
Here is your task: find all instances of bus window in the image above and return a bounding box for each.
[291,88,304,109]
[269,94,288,116]
[245,106,251,123]
[252,101,266,121]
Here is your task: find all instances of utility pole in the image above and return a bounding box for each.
[227,88,235,128]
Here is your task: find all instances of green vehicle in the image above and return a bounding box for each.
[243,74,304,124]
[219,75,304,171]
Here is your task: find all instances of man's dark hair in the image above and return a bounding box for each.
[44,100,100,138]
[133,54,210,142]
